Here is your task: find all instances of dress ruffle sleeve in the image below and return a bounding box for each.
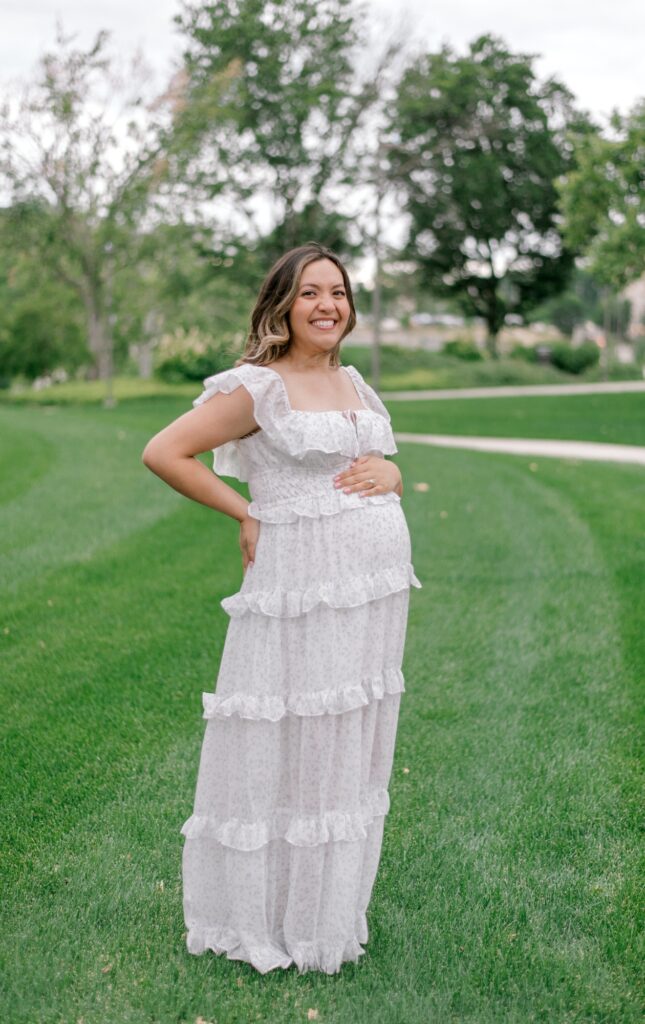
[192,363,277,482]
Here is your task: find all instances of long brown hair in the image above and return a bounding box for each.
[235,242,357,369]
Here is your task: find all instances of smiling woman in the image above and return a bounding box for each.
[141,241,421,974]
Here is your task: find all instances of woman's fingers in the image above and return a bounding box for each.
[240,518,259,572]
[333,457,380,492]
[339,474,380,494]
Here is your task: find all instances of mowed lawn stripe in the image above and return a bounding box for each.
[0,403,187,596]
[386,449,641,1020]
[0,403,642,1022]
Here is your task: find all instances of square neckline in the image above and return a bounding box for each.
[256,363,370,415]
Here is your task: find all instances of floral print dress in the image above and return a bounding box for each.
[180,361,422,974]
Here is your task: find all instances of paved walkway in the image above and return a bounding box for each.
[383,380,645,401]
[383,379,645,465]
[394,432,645,466]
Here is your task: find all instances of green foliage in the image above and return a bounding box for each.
[507,337,601,375]
[168,0,373,264]
[442,339,484,361]
[557,99,645,289]
[634,337,645,366]
[0,26,165,381]
[153,326,239,383]
[527,266,607,334]
[508,343,538,363]
[343,342,581,388]
[389,33,593,347]
[600,295,633,340]
[0,302,84,381]
[0,218,89,381]
[113,221,258,360]
[549,340,600,374]
[527,292,586,335]
[155,348,233,384]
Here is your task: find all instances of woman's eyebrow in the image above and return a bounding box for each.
[300,282,345,289]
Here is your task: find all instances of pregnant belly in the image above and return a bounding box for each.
[244,501,413,593]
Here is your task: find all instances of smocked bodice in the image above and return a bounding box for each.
[193,362,403,523]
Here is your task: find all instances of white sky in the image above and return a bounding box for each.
[1,0,643,122]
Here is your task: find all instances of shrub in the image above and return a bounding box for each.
[442,339,483,361]
[154,327,239,383]
[549,341,600,375]
[508,343,538,363]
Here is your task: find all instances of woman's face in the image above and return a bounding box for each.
[288,258,351,352]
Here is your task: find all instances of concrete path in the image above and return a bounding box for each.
[394,432,645,466]
[383,380,645,401]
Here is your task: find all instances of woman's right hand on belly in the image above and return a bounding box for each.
[240,513,260,574]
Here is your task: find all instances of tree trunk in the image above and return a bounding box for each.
[85,291,116,405]
[484,283,502,359]
[486,330,499,359]
[86,303,110,375]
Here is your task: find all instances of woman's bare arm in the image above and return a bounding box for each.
[141,386,258,524]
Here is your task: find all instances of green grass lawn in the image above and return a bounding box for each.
[2,365,645,451]
[0,396,643,1023]
[387,392,645,447]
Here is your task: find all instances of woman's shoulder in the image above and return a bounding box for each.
[192,361,275,405]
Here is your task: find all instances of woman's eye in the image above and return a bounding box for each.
[301,290,345,297]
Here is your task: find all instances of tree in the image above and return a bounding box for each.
[526,267,603,336]
[0,207,87,380]
[557,99,645,290]
[387,33,593,355]
[114,219,260,374]
[0,24,164,400]
[166,0,396,266]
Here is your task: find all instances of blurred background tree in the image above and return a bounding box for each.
[0,4,642,395]
[557,98,645,290]
[0,24,166,401]
[163,0,398,280]
[387,33,594,356]
[0,207,87,385]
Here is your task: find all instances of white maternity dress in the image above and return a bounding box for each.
[180,361,422,974]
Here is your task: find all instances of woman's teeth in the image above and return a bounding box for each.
[311,320,336,330]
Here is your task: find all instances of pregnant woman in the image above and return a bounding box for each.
[142,241,422,975]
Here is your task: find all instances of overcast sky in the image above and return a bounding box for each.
[1,0,643,122]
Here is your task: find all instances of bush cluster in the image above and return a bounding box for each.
[506,340,601,374]
[442,339,484,361]
[153,327,240,383]
[549,341,600,374]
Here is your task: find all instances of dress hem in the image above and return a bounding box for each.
[184,926,368,975]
